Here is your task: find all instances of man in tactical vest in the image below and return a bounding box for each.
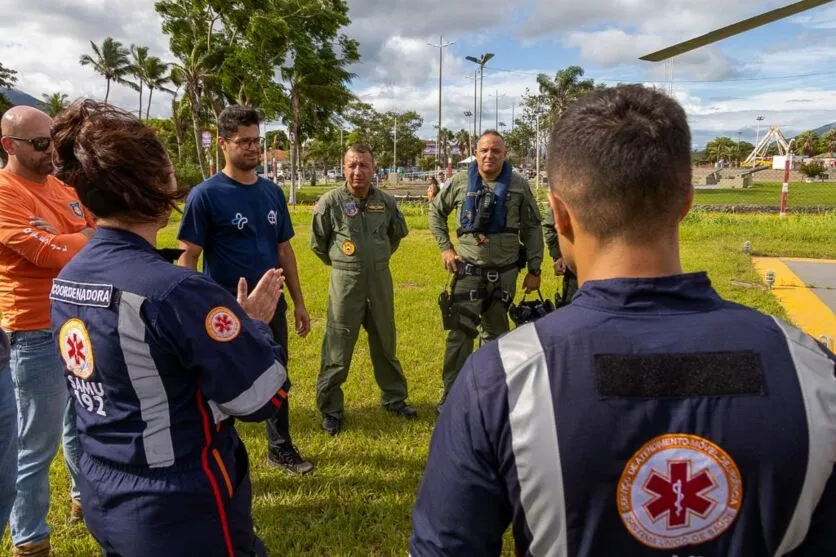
[542,209,578,306]
[428,130,543,410]
[310,144,416,436]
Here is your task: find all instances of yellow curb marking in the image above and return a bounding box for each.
[752,257,835,341]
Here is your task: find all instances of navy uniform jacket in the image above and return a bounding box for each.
[50,227,289,468]
[411,273,836,556]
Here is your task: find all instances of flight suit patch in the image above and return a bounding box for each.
[367,202,385,213]
[206,307,241,342]
[343,202,358,217]
[59,318,95,379]
[341,240,356,256]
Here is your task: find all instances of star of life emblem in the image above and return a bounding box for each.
[617,434,742,549]
[205,306,241,342]
[59,318,95,379]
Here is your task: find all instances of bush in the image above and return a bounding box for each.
[799,160,826,179]
[175,163,205,189]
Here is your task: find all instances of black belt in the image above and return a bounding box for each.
[456,261,519,282]
[456,227,518,238]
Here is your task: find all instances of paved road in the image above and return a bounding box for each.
[784,260,836,313]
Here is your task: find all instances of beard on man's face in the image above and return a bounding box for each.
[231,151,260,172]
[19,152,54,176]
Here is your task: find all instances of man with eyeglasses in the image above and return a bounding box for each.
[178,105,313,475]
[0,106,93,557]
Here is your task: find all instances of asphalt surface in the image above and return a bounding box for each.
[784,259,836,313]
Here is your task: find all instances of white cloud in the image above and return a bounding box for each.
[2,0,833,148]
[0,0,172,117]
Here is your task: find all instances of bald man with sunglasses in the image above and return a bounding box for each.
[0,106,94,557]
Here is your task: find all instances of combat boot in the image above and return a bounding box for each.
[13,537,50,557]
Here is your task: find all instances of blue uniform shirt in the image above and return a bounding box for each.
[411,273,836,556]
[178,173,294,310]
[50,227,289,468]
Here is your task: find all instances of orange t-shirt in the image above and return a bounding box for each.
[0,170,95,331]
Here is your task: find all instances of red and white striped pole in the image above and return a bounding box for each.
[779,152,791,218]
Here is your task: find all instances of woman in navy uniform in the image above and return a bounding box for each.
[49,100,288,556]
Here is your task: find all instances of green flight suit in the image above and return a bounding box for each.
[542,209,579,304]
[310,185,409,419]
[428,168,544,398]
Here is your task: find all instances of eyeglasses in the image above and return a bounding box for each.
[224,136,265,150]
[4,136,52,152]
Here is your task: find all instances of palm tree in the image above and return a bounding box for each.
[795,131,819,157]
[536,66,597,127]
[170,45,220,179]
[143,58,173,120]
[820,129,836,155]
[40,92,69,117]
[79,37,136,103]
[455,129,471,158]
[130,45,149,118]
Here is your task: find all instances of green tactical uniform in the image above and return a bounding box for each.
[429,169,544,398]
[542,209,579,304]
[311,185,410,419]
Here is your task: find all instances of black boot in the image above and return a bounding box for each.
[268,444,314,475]
[385,401,418,419]
[321,415,341,436]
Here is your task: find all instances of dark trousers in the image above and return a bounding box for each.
[266,306,292,453]
[81,432,267,557]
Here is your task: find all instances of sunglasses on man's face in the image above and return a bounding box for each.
[5,136,52,152]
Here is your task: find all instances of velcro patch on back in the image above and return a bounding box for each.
[50,279,114,308]
[594,351,764,398]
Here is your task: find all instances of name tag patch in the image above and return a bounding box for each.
[367,202,385,213]
[50,280,113,308]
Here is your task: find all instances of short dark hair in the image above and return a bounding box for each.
[218,105,261,138]
[547,85,692,242]
[478,129,504,142]
[346,144,374,158]
[51,100,185,223]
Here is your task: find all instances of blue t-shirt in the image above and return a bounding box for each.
[177,173,294,310]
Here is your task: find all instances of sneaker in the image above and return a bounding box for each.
[70,498,84,523]
[13,538,50,557]
[268,444,314,475]
[321,415,341,436]
[386,401,418,419]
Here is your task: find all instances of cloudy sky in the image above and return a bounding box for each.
[3,0,836,147]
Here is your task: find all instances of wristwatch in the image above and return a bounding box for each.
[529,268,541,277]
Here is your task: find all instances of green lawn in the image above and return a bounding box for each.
[694,181,835,207]
[4,208,835,555]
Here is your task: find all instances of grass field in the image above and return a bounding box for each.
[283,181,836,208]
[3,208,835,555]
[694,181,834,207]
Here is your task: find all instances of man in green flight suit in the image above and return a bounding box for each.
[429,130,544,410]
[542,208,579,305]
[311,144,417,435]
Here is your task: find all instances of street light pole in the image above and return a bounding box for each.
[428,35,455,173]
[466,52,495,136]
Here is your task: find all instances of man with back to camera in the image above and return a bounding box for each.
[410,85,836,556]
[178,105,313,475]
[0,106,92,556]
[428,130,543,412]
[310,144,415,435]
